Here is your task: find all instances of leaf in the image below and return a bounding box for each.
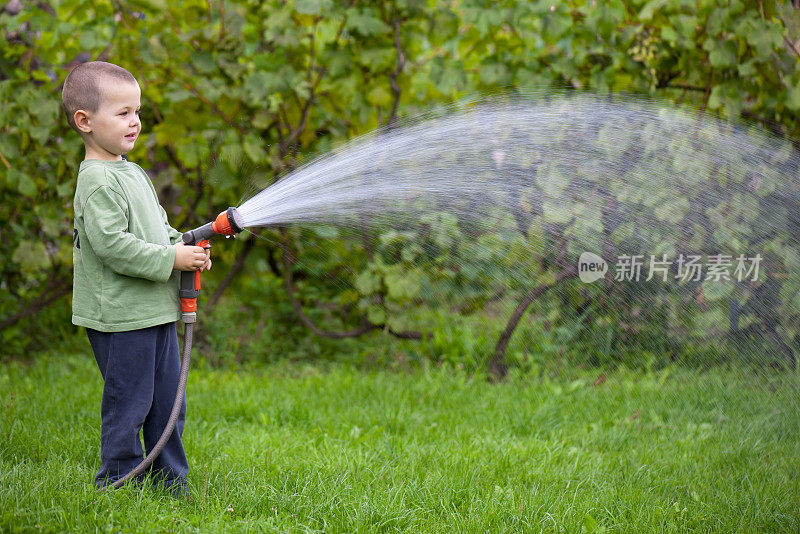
[243,134,267,163]
[346,9,386,36]
[295,0,331,15]
[673,14,697,39]
[29,124,50,145]
[359,48,394,71]
[244,71,282,101]
[56,181,73,198]
[153,122,187,146]
[191,51,217,74]
[786,81,800,111]
[704,39,737,68]
[639,0,668,22]
[542,10,572,42]
[737,59,757,78]
[743,19,783,57]
[479,63,508,85]
[366,85,393,107]
[163,88,194,103]
[5,167,21,189]
[542,200,573,224]
[661,26,678,43]
[384,268,421,300]
[252,109,272,129]
[355,269,381,294]
[312,225,339,239]
[338,289,359,305]
[366,304,385,324]
[31,70,52,83]
[692,308,728,336]
[654,196,689,223]
[128,0,167,11]
[78,31,98,50]
[702,278,734,301]
[17,172,37,197]
[12,241,48,271]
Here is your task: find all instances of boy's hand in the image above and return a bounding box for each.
[173,243,208,271]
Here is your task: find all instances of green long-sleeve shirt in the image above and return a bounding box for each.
[72,159,183,332]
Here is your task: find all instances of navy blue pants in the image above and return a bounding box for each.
[87,323,188,490]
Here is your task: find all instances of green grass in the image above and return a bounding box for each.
[1,354,799,533]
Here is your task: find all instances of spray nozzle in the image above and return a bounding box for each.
[211,207,244,235]
[182,207,244,244]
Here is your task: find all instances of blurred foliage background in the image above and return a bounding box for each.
[2,0,800,376]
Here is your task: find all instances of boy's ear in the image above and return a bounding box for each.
[74,110,92,134]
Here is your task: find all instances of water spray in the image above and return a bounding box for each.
[105,94,800,490]
[110,207,244,490]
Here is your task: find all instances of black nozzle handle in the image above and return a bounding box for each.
[182,222,215,245]
[179,270,199,300]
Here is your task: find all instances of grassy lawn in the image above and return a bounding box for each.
[1,353,798,532]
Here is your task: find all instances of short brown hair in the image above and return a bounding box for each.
[61,61,137,132]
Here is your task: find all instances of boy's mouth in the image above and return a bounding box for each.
[125,133,137,141]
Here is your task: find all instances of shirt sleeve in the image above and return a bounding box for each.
[159,204,184,245]
[83,185,177,282]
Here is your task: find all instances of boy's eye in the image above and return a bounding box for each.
[119,111,127,116]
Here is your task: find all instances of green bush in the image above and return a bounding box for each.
[3,0,800,373]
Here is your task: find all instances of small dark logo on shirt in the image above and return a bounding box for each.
[73,229,80,249]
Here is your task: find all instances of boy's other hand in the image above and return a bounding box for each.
[173,243,207,271]
[200,248,212,272]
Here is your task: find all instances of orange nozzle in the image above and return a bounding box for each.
[183,207,243,244]
[211,207,244,236]
[211,211,234,235]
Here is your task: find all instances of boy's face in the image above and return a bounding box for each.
[76,80,141,161]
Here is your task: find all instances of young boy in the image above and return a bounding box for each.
[62,61,210,495]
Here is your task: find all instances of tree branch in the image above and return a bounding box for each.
[489,264,578,380]
[701,67,713,113]
[180,79,244,132]
[663,83,705,93]
[741,109,785,137]
[783,35,800,59]
[387,18,406,126]
[283,24,328,152]
[149,103,205,227]
[0,274,71,331]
